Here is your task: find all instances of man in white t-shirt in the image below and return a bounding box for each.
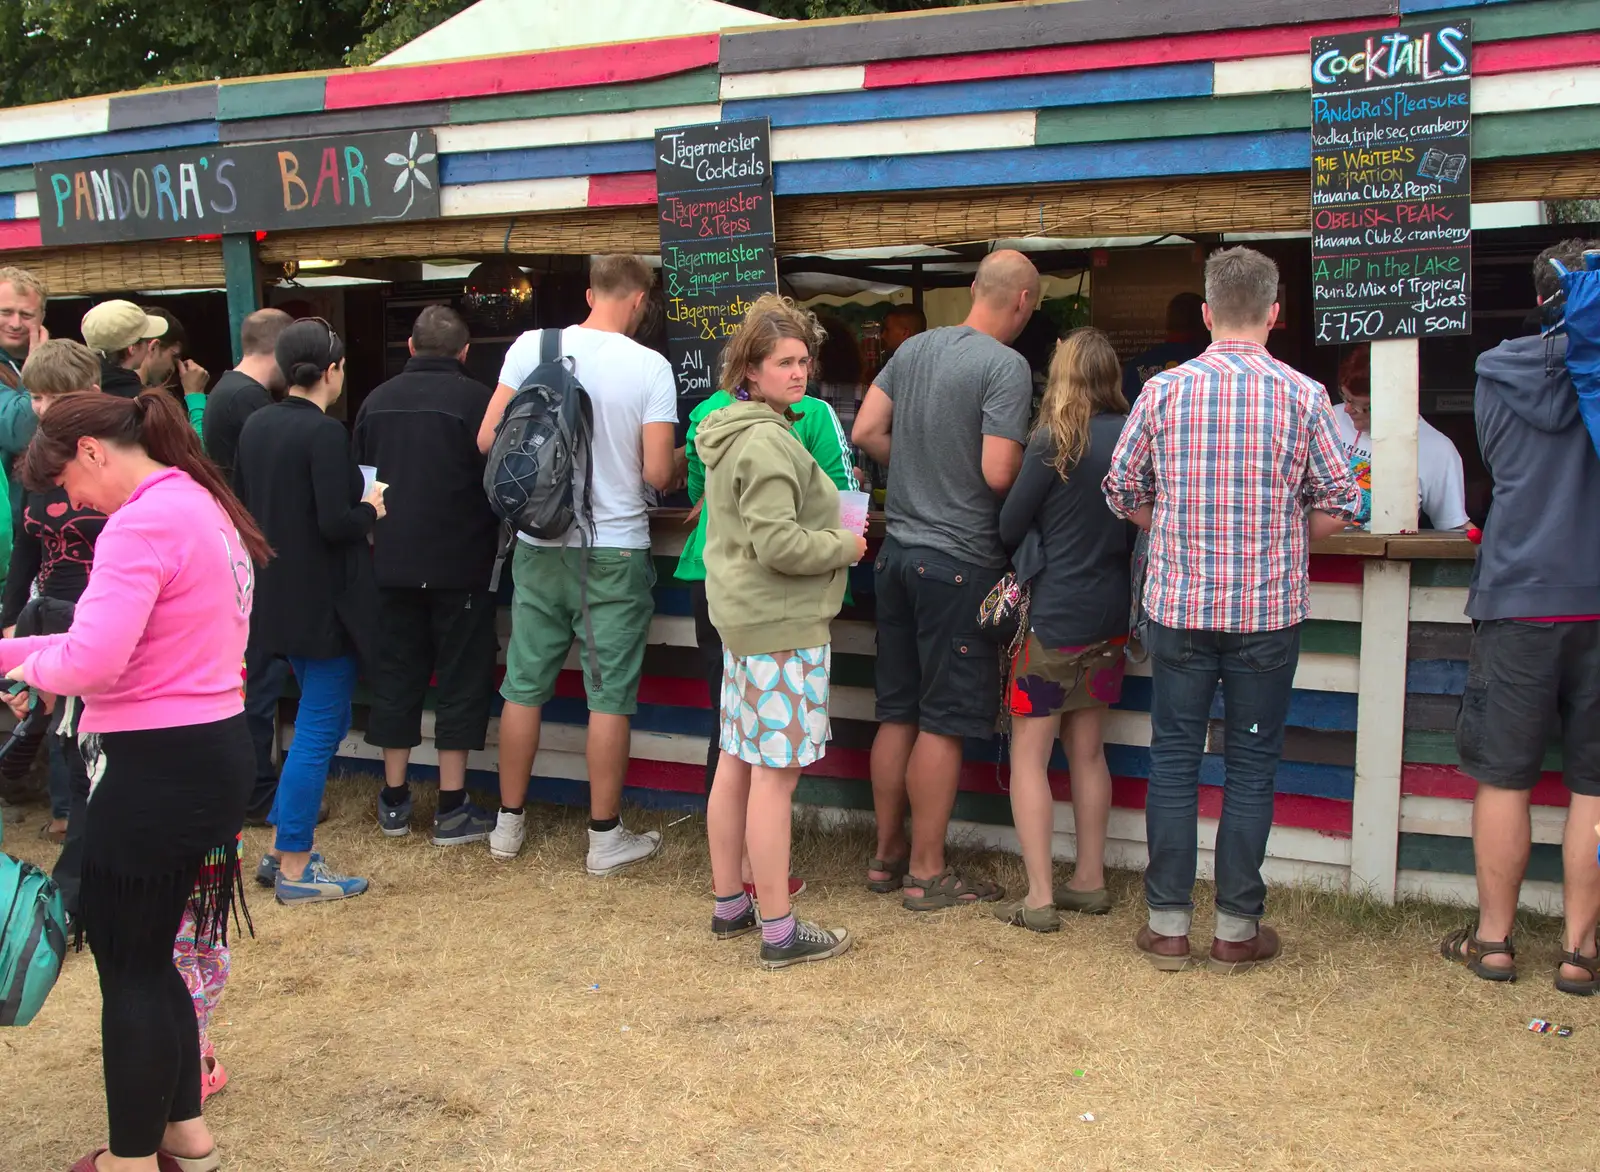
[1334,345,1470,530]
[475,255,677,875]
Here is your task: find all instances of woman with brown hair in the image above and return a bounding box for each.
[0,389,268,1172]
[700,295,866,969]
[994,327,1134,933]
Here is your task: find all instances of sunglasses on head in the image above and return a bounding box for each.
[300,316,341,367]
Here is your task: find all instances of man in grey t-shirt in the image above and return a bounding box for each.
[852,250,1038,910]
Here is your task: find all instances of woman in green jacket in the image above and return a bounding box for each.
[701,295,866,969]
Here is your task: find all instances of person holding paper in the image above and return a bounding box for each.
[699,295,866,969]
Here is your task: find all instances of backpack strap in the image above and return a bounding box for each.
[540,327,561,367]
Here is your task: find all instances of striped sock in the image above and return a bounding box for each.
[714,892,751,922]
[761,912,797,948]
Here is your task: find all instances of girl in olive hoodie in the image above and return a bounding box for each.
[701,296,867,970]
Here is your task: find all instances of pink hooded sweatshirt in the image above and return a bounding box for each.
[0,467,253,732]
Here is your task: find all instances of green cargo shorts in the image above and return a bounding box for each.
[502,543,657,716]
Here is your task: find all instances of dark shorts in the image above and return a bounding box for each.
[367,587,500,751]
[872,537,1002,739]
[1457,619,1600,796]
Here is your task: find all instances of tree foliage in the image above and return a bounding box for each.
[1,0,1005,108]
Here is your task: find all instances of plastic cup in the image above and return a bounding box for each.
[838,490,871,537]
[359,465,378,497]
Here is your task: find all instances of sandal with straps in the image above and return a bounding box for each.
[1440,925,1517,983]
[902,866,1004,912]
[1555,947,1600,997]
[866,856,908,894]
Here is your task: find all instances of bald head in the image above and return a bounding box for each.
[968,249,1040,344]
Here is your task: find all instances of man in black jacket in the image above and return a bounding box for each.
[353,305,500,846]
[80,299,168,399]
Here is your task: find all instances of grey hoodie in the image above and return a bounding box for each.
[1469,333,1600,619]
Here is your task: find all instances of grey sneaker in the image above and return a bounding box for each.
[255,851,321,888]
[760,921,853,970]
[378,790,413,837]
[431,801,494,847]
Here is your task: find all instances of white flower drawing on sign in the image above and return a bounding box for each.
[374,132,436,220]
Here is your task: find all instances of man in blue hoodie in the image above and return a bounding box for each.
[1446,239,1600,997]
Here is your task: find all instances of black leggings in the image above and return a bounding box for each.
[691,581,722,792]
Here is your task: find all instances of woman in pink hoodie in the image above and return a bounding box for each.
[0,389,269,1172]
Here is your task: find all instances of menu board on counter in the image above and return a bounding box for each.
[655,118,779,399]
[1310,20,1473,346]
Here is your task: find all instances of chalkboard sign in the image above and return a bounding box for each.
[35,129,440,247]
[1309,21,1473,346]
[654,118,779,399]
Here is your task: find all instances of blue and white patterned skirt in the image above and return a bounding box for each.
[718,644,832,769]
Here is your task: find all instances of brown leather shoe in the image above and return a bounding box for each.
[1135,925,1194,971]
[1208,924,1282,974]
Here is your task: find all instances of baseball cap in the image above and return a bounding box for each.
[80,300,168,354]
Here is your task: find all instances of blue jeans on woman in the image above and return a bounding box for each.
[269,655,357,853]
[1144,621,1301,943]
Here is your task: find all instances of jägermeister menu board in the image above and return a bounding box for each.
[654,118,779,399]
[1310,20,1473,345]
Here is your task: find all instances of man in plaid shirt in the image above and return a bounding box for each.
[1103,246,1360,974]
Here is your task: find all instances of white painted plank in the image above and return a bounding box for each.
[1311,580,1362,624]
[1370,339,1420,535]
[1350,559,1409,903]
[1408,586,1469,625]
[1127,649,1358,693]
[1400,794,1569,845]
[1474,65,1600,116]
[719,66,866,101]
[771,111,1036,162]
[12,192,37,220]
[436,105,723,153]
[1397,869,1563,916]
[441,176,590,217]
[0,97,110,147]
[1214,54,1308,95]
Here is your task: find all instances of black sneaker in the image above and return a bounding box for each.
[712,904,758,940]
[759,921,853,970]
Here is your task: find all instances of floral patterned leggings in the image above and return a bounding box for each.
[172,902,230,1059]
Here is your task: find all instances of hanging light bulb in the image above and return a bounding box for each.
[462,258,534,330]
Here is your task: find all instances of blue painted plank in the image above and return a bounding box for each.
[773,132,1309,197]
[721,62,1214,129]
[1407,660,1469,696]
[0,122,219,170]
[1113,676,1358,730]
[1400,0,1515,11]
[0,195,14,220]
[439,139,654,185]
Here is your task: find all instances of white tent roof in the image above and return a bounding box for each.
[378,0,781,65]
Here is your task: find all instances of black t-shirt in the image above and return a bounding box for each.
[203,370,273,479]
[0,486,106,628]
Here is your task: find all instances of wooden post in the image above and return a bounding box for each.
[1368,337,1420,534]
[222,233,262,365]
[1350,557,1411,903]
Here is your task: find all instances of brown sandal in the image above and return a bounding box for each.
[1440,925,1517,983]
[1555,947,1599,997]
[866,856,908,894]
[902,866,1004,912]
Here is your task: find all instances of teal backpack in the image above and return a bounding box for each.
[0,693,68,1027]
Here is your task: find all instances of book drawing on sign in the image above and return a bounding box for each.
[1417,150,1467,183]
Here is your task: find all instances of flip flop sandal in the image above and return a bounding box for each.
[1440,925,1517,983]
[1555,948,1600,997]
[866,856,908,894]
[992,898,1061,933]
[902,866,1004,912]
[159,1151,221,1172]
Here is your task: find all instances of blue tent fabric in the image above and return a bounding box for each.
[1545,251,1600,464]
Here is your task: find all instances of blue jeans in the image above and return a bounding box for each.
[1144,621,1300,941]
[268,655,357,853]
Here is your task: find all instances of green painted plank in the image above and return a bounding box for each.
[1036,92,1306,147]
[217,76,327,122]
[448,69,722,125]
[0,167,33,194]
[1409,560,1475,588]
[799,773,1013,827]
[1404,729,1563,771]
[1399,831,1563,883]
[222,234,261,365]
[1476,105,1600,159]
[1303,620,1361,657]
[1404,0,1600,39]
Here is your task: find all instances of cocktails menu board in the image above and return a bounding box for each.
[1310,20,1473,346]
[654,117,779,398]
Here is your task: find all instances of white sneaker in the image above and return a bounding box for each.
[489,810,526,861]
[585,824,662,876]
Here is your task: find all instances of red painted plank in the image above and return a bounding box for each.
[324,34,720,110]
[1309,554,1366,585]
[863,18,1398,89]
[589,172,658,207]
[0,220,42,251]
[620,758,705,794]
[1477,31,1600,77]
[556,670,705,709]
[1401,762,1570,807]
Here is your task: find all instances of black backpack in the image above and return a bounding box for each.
[483,329,604,685]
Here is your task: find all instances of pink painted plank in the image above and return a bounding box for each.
[1402,762,1570,807]
[323,34,720,110]
[0,220,41,251]
[1310,554,1366,585]
[588,171,658,207]
[863,17,1398,89]
[1476,31,1600,77]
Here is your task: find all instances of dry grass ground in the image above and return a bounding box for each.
[2,774,1597,1172]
